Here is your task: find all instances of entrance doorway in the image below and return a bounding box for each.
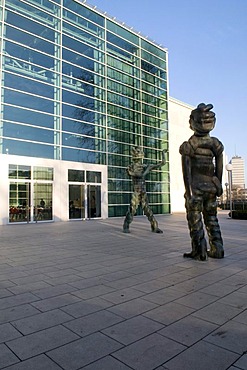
[68,169,102,220]
[9,182,31,222]
[69,184,85,219]
[87,185,101,218]
[9,165,53,223]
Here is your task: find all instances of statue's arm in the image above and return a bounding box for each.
[126,166,133,176]
[215,152,223,183]
[181,155,193,199]
[179,142,193,199]
[212,139,224,196]
[212,152,223,196]
[144,149,167,175]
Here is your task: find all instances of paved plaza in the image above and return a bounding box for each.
[0,211,246,370]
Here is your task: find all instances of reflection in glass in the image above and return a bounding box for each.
[4,89,54,113]
[34,183,53,221]
[62,147,97,164]
[8,165,31,179]
[3,105,54,129]
[68,169,85,182]
[87,185,101,218]
[9,182,31,222]
[4,40,55,69]
[3,138,55,159]
[63,0,104,27]
[86,171,101,183]
[5,26,55,55]
[6,11,55,41]
[4,72,54,99]
[3,122,54,144]
[33,167,53,181]
[69,184,85,219]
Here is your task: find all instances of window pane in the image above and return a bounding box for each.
[63,0,104,26]
[4,89,54,114]
[86,171,101,183]
[63,21,99,47]
[141,39,166,60]
[3,105,54,129]
[107,32,138,55]
[4,41,55,69]
[62,90,96,108]
[68,169,85,182]
[107,21,138,45]
[4,72,54,99]
[62,118,105,134]
[62,133,96,150]
[3,138,55,159]
[62,147,106,164]
[5,25,55,55]
[33,167,53,180]
[108,205,128,217]
[3,122,54,144]
[9,164,31,179]
[6,11,55,42]
[62,48,95,71]
[6,0,60,14]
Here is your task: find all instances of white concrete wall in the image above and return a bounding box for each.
[0,154,108,225]
[168,97,194,213]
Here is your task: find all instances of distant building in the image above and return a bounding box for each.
[230,156,245,189]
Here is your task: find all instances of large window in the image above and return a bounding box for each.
[8,165,54,223]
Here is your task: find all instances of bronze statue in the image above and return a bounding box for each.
[179,103,224,260]
[123,146,166,233]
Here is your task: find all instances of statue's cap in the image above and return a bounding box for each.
[190,103,215,121]
[131,146,144,158]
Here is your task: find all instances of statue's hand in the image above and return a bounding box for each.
[212,176,223,197]
[185,195,201,211]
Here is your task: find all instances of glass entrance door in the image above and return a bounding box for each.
[9,182,31,223]
[9,165,54,224]
[9,182,53,223]
[87,185,101,219]
[34,183,53,222]
[69,184,85,219]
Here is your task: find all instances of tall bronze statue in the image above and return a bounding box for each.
[123,146,166,233]
[179,103,224,260]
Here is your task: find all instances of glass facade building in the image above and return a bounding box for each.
[0,0,170,224]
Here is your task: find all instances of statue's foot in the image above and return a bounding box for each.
[183,250,207,261]
[207,247,224,259]
[152,227,163,233]
[123,228,130,233]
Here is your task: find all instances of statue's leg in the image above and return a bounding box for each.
[184,196,207,261]
[123,192,139,233]
[141,193,163,233]
[203,195,224,258]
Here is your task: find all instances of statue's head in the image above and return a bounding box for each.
[189,103,216,135]
[131,146,144,161]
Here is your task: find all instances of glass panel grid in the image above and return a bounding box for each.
[1,0,170,215]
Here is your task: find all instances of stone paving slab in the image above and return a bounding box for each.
[0,212,246,369]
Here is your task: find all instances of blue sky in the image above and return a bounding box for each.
[88,0,247,182]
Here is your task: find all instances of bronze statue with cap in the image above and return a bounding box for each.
[179,103,224,260]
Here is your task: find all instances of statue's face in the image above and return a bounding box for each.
[189,117,215,135]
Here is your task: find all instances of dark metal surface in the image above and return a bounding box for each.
[123,146,166,233]
[179,103,224,260]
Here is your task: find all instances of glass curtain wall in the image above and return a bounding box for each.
[0,0,169,217]
[106,22,169,216]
